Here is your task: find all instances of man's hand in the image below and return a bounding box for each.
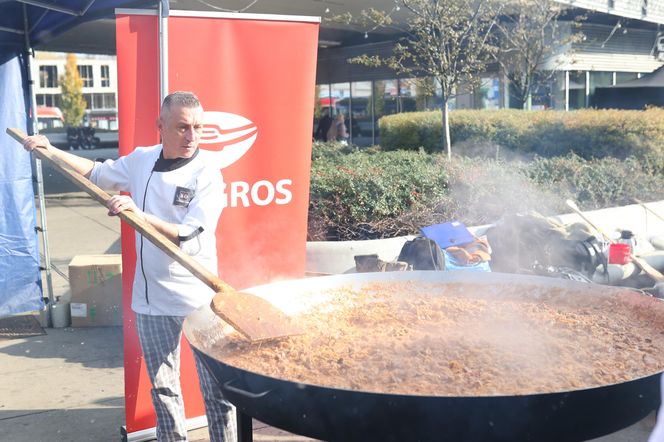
[107,194,180,244]
[21,134,54,152]
[107,195,146,220]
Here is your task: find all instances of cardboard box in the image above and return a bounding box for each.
[68,254,123,327]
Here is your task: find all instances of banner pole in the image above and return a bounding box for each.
[23,4,55,327]
[158,0,169,102]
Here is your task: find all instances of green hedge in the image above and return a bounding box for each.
[309,143,449,239]
[526,153,664,209]
[379,109,664,164]
[308,142,664,240]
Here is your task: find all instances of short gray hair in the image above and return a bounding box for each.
[160,91,202,116]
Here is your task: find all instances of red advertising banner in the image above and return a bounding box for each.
[116,10,319,437]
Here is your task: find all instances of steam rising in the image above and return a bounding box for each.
[447,142,566,225]
[196,278,664,397]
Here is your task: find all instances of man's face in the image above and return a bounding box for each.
[158,104,204,159]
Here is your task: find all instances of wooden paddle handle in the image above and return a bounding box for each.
[633,198,664,224]
[565,200,612,243]
[6,127,234,294]
[631,255,664,283]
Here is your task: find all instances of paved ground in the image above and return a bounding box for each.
[0,146,660,441]
[1,147,314,441]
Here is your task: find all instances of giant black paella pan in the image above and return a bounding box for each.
[184,271,664,442]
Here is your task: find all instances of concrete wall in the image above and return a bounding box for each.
[306,200,664,275]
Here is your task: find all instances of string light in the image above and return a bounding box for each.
[364,32,368,39]
[195,0,257,13]
[601,20,622,48]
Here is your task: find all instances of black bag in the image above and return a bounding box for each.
[397,237,445,271]
[574,235,607,276]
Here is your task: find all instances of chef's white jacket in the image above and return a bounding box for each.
[90,145,224,316]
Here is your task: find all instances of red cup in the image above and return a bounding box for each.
[608,243,631,265]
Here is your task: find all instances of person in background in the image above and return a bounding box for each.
[327,112,348,144]
[315,108,333,141]
[20,91,236,442]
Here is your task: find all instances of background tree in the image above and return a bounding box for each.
[59,53,86,126]
[347,0,502,159]
[493,0,585,109]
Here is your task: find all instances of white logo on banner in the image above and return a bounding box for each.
[200,111,258,169]
[201,111,292,208]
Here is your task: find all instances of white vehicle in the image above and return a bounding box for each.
[37,106,118,149]
[36,106,64,131]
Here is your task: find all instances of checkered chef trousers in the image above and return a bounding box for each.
[136,313,237,441]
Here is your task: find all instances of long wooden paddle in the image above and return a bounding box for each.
[7,127,302,342]
[565,199,664,283]
[632,198,664,224]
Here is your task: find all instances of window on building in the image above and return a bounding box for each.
[85,92,115,109]
[90,93,116,109]
[372,80,398,139]
[36,94,59,107]
[39,65,58,88]
[351,81,373,146]
[330,82,351,117]
[426,78,450,111]
[83,93,93,109]
[398,78,419,113]
[103,93,116,109]
[589,71,612,106]
[477,76,501,109]
[568,71,586,110]
[454,81,476,109]
[408,77,437,111]
[374,80,398,117]
[530,81,553,110]
[615,72,638,84]
[78,65,94,87]
[93,93,104,109]
[313,84,332,140]
[549,72,565,110]
[100,65,110,87]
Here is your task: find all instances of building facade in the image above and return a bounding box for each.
[32,52,118,130]
[314,0,664,145]
[29,0,664,146]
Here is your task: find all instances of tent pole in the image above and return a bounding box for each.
[23,5,55,327]
[158,0,169,102]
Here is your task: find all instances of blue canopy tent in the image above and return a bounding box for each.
[0,0,153,323]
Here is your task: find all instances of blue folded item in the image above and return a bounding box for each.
[443,250,492,272]
[421,221,475,249]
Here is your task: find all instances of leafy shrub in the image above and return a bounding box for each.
[379,112,443,153]
[379,108,664,167]
[308,144,664,240]
[311,140,357,162]
[525,153,664,210]
[309,144,448,240]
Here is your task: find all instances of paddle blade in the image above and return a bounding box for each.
[210,291,304,342]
